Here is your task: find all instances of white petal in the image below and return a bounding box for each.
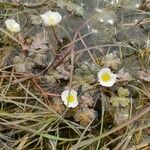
[61,89,78,108]
[5,19,20,33]
[61,90,69,103]
[63,97,78,108]
[99,78,116,87]
[40,10,62,26]
[68,100,79,108]
[40,14,49,26]
[61,89,77,102]
[98,68,111,75]
[98,68,117,87]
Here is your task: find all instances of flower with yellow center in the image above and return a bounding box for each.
[98,68,117,87]
[61,89,78,108]
[40,10,62,26]
[5,19,20,33]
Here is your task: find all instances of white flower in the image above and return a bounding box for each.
[5,19,20,33]
[98,68,117,87]
[61,89,78,108]
[40,10,62,26]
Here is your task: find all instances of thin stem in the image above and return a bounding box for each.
[51,26,62,45]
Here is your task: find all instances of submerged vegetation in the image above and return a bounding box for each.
[0,0,150,149]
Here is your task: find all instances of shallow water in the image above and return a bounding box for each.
[0,0,150,150]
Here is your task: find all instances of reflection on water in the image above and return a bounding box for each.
[68,0,148,48]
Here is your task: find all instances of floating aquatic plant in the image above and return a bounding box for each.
[66,2,85,17]
[118,87,130,97]
[13,54,34,73]
[117,69,132,82]
[101,52,121,70]
[0,0,150,149]
[74,108,97,126]
[55,63,71,80]
[61,89,78,108]
[51,97,65,114]
[40,10,62,45]
[79,93,95,108]
[110,87,130,107]
[138,70,150,82]
[40,10,62,26]
[111,96,130,107]
[69,63,96,91]
[56,0,85,17]
[114,107,129,124]
[98,68,117,87]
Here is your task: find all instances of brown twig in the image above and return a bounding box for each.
[52,32,78,69]
[51,26,62,46]
[31,78,60,98]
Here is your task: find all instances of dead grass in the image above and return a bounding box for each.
[0,0,150,150]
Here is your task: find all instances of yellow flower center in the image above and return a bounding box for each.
[48,17,57,26]
[101,73,111,82]
[67,95,75,103]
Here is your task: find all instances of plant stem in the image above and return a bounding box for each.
[51,26,62,46]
